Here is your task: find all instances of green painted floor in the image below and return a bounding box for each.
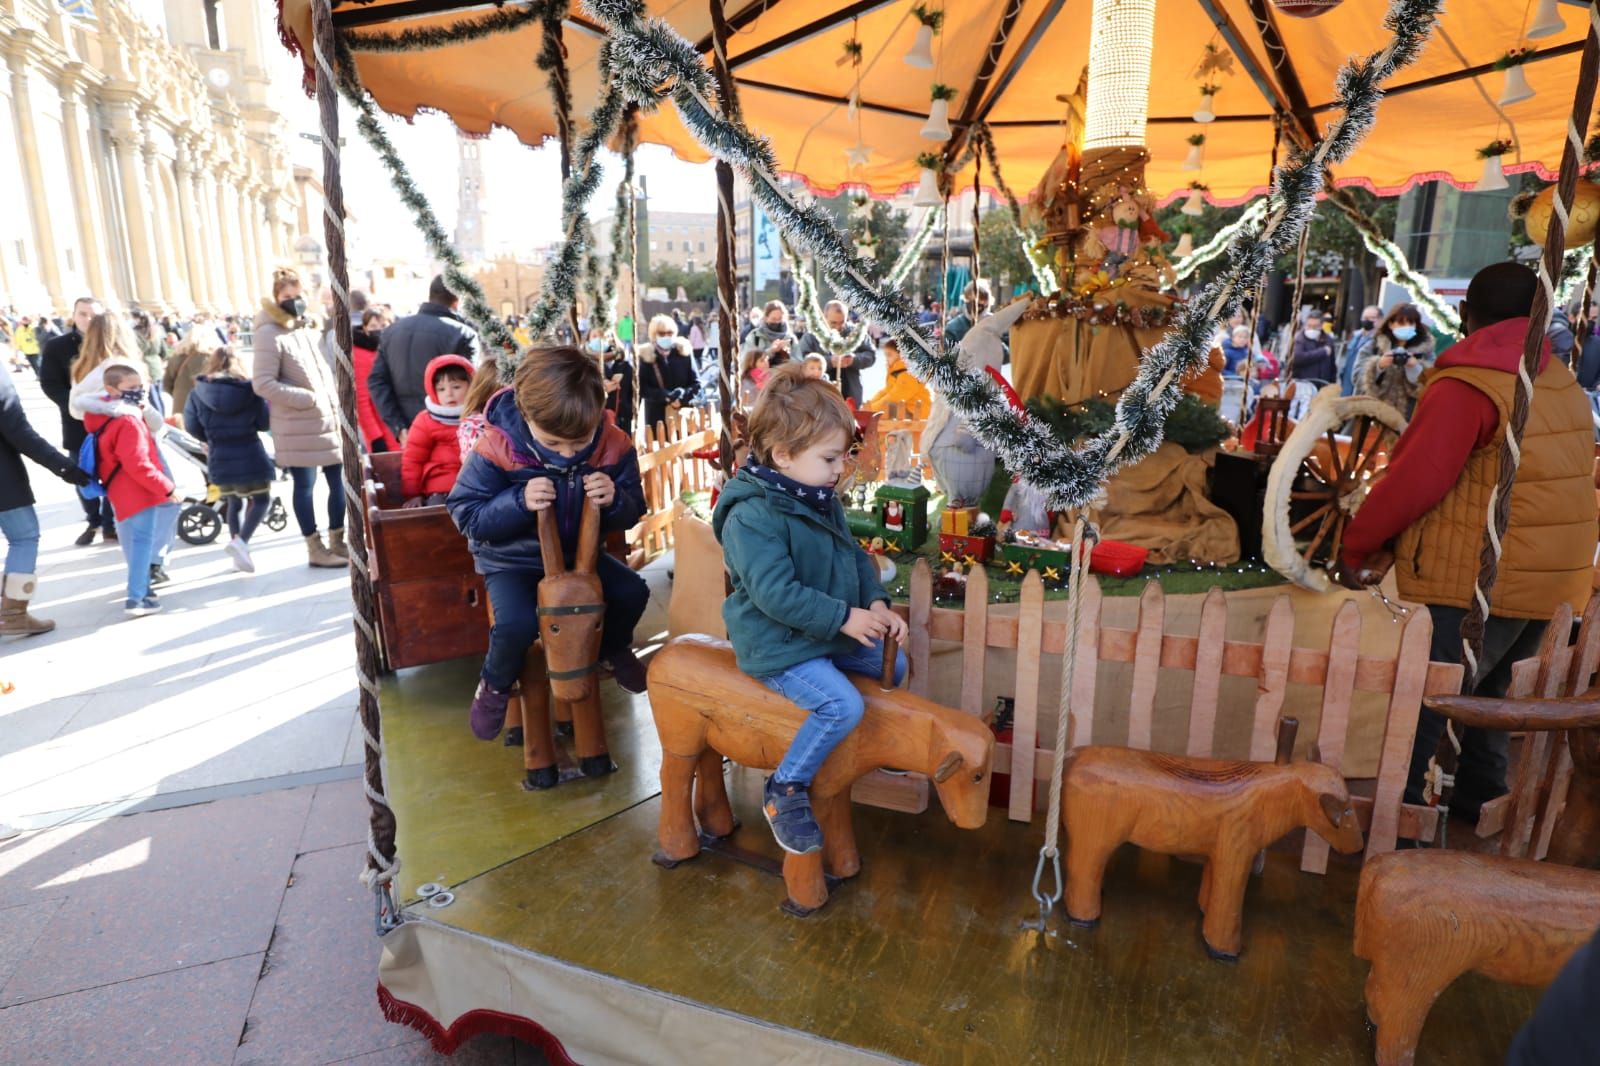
[384,659,1536,1063]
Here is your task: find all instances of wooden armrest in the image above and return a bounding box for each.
[1423,689,1600,732]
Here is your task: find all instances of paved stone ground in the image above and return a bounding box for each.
[0,368,676,1063]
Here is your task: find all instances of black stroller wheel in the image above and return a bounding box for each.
[178,503,223,545]
[264,497,288,532]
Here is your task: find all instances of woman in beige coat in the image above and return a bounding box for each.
[251,267,346,568]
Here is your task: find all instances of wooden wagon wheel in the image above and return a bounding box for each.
[1262,385,1407,591]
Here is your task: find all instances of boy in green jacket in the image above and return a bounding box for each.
[712,363,909,855]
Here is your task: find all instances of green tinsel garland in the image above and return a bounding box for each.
[581,0,1442,510]
[789,205,942,355]
[587,109,637,337]
[343,2,548,54]
[972,124,1056,293]
[331,41,517,361]
[1173,198,1270,284]
[1348,212,1461,334]
[1028,394,1229,455]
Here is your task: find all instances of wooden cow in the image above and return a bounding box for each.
[1062,726,1364,959]
[1355,849,1600,1066]
[507,500,612,787]
[646,635,994,915]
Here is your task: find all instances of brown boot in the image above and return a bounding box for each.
[327,528,350,559]
[0,574,55,637]
[304,533,347,569]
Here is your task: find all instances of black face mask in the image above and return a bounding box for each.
[279,296,307,319]
[1361,319,1377,330]
[119,387,146,406]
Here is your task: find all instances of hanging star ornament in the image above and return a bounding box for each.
[845,141,873,168]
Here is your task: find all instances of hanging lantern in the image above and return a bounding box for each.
[1523,181,1600,249]
[1498,64,1535,107]
[904,24,935,68]
[1182,186,1206,216]
[922,85,956,141]
[1475,155,1509,193]
[1271,0,1346,16]
[914,166,942,207]
[1182,139,1204,171]
[1174,232,1195,258]
[1528,0,1566,38]
[1193,87,1218,124]
[847,89,859,123]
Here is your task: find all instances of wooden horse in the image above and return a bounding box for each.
[506,499,613,788]
[645,634,994,915]
[1062,718,1365,959]
[1355,849,1600,1066]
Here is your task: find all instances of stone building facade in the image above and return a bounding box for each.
[0,0,299,315]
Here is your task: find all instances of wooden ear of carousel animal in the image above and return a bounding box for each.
[277,0,1600,1060]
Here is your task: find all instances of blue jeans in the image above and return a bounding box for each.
[761,639,908,786]
[0,505,40,575]
[118,503,178,601]
[289,465,346,537]
[480,556,651,691]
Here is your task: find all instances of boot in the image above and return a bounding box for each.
[304,533,347,569]
[327,528,350,559]
[0,574,55,637]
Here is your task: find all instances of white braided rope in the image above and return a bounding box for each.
[1040,518,1094,859]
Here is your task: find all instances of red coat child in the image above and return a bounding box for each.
[402,354,475,499]
[82,401,175,521]
[354,332,401,453]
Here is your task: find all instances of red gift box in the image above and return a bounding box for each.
[938,533,994,563]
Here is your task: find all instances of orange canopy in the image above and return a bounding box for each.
[280,0,1589,203]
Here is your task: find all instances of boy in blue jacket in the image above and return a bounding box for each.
[448,347,649,740]
[712,363,909,855]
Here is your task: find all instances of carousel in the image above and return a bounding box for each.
[275,0,1600,1061]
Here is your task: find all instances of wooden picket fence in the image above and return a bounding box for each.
[627,408,719,568]
[887,557,1468,873]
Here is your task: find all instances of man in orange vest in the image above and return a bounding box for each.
[1338,262,1598,817]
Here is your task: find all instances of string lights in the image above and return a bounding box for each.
[1083,0,1158,150]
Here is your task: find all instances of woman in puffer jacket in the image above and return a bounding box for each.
[251,266,347,569]
[1356,303,1435,417]
[637,314,698,435]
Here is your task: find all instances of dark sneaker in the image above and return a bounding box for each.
[124,595,162,618]
[149,564,171,587]
[102,527,118,543]
[604,649,648,694]
[75,525,98,547]
[762,777,824,855]
[469,680,512,740]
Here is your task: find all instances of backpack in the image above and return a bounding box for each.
[76,431,120,500]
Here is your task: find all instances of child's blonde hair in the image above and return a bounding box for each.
[204,345,248,379]
[739,345,768,381]
[748,362,856,466]
[462,363,505,418]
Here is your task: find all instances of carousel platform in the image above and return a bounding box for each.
[377,658,1537,1065]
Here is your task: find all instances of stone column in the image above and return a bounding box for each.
[240,184,265,303]
[109,108,158,305]
[173,139,208,309]
[212,172,243,309]
[142,134,184,308]
[57,68,111,300]
[7,52,65,306]
[193,156,224,312]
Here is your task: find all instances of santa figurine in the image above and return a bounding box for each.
[883,500,905,532]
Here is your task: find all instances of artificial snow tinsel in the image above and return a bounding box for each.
[1173,198,1269,285]
[1557,247,1594,308]
[790,205,942,355]
[587,109,637,337]
[344,1,547,53]
[331,41,517,360]
[579,0,1444,509]
[1334,195,1461,334]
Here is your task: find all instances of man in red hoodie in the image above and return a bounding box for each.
[1338,262,1597,817]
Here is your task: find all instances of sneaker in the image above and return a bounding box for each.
[604,649,648,695]
[102,527,118,543]
[74,525,98,547]
[762,776,824,855]
[225,538,255,573]
[468,680,512,741]
[149,564,171,587]
[124,595,162,618]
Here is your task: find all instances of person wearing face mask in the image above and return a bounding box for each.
[1356,303,1434,417]
[252,266,349,569]
[591,329,635,435]
[638,315,698,434]
[795,299,876,407]
[82,366,181,617]
[353,307,400,453]
[1288,310,1337,384]
[1336,262,1596,820]
[741,301,795,366]
[367,275,481,443]
[1341,304,1381,395]
[41,296,119,545]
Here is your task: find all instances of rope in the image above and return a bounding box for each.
[1444,1,1600,829]
[312,0,401,931]
[1026,516,1096,929]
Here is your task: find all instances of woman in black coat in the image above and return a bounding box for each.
[592,329,636,436]
[183,347,273,573]
[637,315,699,436]
[0,369,90,635]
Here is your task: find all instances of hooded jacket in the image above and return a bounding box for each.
[446,387,645,576]
[368,301,481,436]
[863,360,932,420]
[83,397,174,522]
[712,466,890,678]
[402,354,475,498]
[353,327,400,452]
[637,336,698,433]
[1343,317,1596,620]
[251,300,342,469]
[183,375,273,488]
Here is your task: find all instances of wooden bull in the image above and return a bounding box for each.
[1355,849,1600,1066]
[646,635,994,915]
[1062,720,1365,959]
[505,500,613,787]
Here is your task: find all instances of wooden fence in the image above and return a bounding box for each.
[886,557,1467,873]
[627,408,719,568]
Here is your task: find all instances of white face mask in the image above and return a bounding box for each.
[1304,328,1321,339]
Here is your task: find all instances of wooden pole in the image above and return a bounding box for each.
[711,0,741,476]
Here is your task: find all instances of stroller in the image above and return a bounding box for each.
[163,425,289,546]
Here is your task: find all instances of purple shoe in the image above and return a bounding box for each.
[469,680,512,740]
[604,649,648,695]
